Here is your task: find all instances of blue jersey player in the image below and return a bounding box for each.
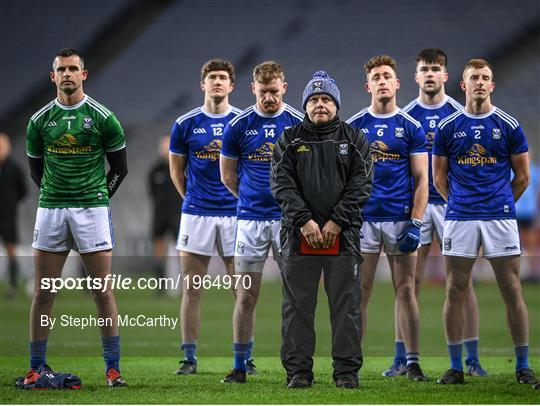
[347,55,429,382]
[220,61,303,383]
[169,59,241,375]
[400,49,486,377]
[433,59,536,385]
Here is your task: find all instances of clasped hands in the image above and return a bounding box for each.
[301,219,341,249]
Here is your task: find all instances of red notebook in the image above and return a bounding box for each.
[300,234,340,255]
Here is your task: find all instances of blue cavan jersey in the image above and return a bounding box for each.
[403,96,463,204]
[346,108,427,222]
[433,107,528,221]
[170,106,242,216]
[221,103,303,220]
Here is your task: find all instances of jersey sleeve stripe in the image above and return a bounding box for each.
[229,106,254,127]
[176,107,201,124]
[397,110,422,128]
[169,150,186,156]
[345,108,369,124]
[86,97,112,117]
[105,144,126,153]
[26,152,43,158]
[285,105,304,121]
[447,96,464,111]
[494,108,519,129]
[220,152,239,160]
[31,101,55,122]
[86,100,110,119]
[402,99,418,113]
[438,110,461,130]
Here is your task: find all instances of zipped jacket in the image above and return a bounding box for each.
[270,115,373,256]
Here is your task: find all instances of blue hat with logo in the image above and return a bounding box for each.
[302,70,341,111]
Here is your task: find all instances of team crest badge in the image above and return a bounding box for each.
[339,143,348,155]
[237,241,245,255]
[395,127,404,138]
[83,117,93,129]
[444,238,452,251]
[492,128,501,139]
[312,81,323,91]
[180,235,189,247]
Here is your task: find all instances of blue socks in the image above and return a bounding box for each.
[394,341,406,365]
[515,345,529,371]
[233,343,250,371]
[181,342,197,364]
[448,342,463,371]
[30,339,48,370]
[464,338,479,364]
[102,335,120,373]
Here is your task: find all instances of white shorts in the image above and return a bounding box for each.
[420,203,446,245]
[235,219,280,273]
[32,207,114,253]
[442,219,521,258]
[176,213,236,257]
[360,221,409,256]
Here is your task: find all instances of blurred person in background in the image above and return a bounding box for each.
[148,135,182,295]
[0,132,27,298]
[515,158,539,281]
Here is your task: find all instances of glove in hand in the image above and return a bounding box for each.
[397,219,422,253]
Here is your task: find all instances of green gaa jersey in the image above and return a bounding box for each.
[26,95,126,208]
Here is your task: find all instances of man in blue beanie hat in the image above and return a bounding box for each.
[271,70,373,389]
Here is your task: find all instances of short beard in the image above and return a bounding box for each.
[60,85,77,95]
[422,85,442,98]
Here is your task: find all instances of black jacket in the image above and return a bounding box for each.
[270,115,373,256]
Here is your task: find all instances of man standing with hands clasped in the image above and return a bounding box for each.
[271,71,373,389]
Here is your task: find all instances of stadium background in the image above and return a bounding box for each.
[0,0,539,402]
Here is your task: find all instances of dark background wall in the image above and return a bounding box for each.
[2,0,539,256]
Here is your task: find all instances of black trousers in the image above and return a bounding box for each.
[280,255,363,382]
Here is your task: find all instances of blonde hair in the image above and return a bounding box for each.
[252,61,285,83]
[462,58,493,80]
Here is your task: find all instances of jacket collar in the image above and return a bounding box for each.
[302,114,341,135]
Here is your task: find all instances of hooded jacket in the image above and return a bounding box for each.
[270,115,373,256]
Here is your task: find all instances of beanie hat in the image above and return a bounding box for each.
[302,70,341,110]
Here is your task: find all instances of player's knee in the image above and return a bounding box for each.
[396,283,415,303]
[90,288,115,305]
[237,288,258,310]
[447,282,467,302]
[33,289,56,307]
[183,284,203,300]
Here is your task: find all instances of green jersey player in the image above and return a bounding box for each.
[20,48,128,388]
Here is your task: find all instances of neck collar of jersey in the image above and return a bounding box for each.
[201,105,233,118]
[55,94,88,110]
[415,96,448,110]
[368,106,399,119]
[462,106,495,119]
[254,103,286,118]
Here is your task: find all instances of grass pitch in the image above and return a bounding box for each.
[1,279,539,403]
